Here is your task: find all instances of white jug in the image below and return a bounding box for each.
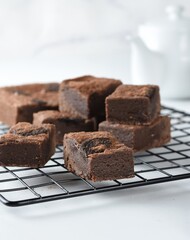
[128,5,190,99]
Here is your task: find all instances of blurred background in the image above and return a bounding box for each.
[0,0,190,86]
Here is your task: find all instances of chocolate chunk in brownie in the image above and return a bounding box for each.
[33,110,97,145]
[64,131,134,182]
[99,116,171,152]
[0,122,56,168]
[106,84,160,125]
[59,75,122,119]
[0,83,59,126]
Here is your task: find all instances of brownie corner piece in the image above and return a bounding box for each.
[59,75,122,119]
[106,84,161,124]
[64,131,134,181]
[0,122,56,168]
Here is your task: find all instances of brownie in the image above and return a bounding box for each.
[59,75,122,119]
[99,116,171,152]
[0,122,56,167]
[33,110,97,145]
[0,83,59,126]
[64,131,134,181]
[106,84,161,125]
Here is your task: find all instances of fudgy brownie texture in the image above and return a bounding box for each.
[0,122,56,167]
[33,110,97,145]
[99,116,171,152]
[0,83,59,126]
[59,75,122,119]
[106,84,161,125]
[64,131,134,181]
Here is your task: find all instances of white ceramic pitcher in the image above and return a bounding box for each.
[128,5,190,99]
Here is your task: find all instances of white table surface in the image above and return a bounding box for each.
[0,80,190,240]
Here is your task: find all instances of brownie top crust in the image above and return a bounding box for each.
[64,131,127,156]
[9,122,49,136]
[107,84,159,99]
[60,75,122,96]
[0,83,59,107]
[0,122,53,143]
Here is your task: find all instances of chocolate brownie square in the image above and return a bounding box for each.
[106,84,160,125]
[64,131,134,181]
[59,75,122,119]
[33,110,96,145]
[0,83,59,126]
[0,122,56,167]
[99,116,170,152]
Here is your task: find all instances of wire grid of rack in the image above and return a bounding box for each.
[0,106,190,207]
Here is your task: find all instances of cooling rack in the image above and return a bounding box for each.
[0,106,190,207]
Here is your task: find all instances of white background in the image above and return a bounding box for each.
[1,0,190,85]
[0,1,190,240]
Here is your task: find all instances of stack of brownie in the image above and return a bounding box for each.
[33,75,122,145]
[99,85,171,152]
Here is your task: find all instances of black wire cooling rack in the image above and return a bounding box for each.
[1,106,190,207]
